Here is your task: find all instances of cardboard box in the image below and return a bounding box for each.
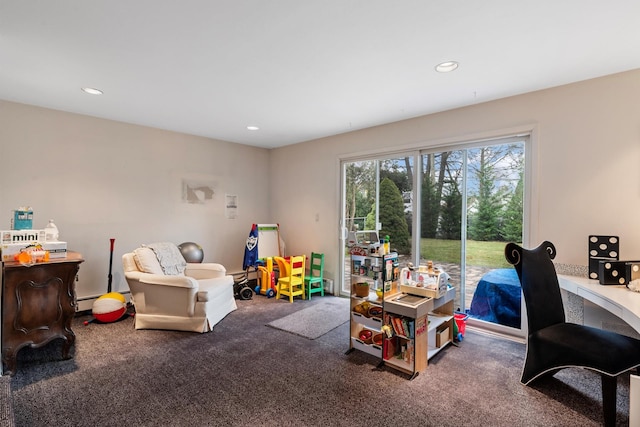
[1,241,67,262]
[436,327,450,348]
[11,209,33,230]
[1,229,45,245]
[43,242,68,259]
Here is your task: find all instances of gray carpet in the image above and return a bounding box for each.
[0,376,14,427]
[267,297,349,339]
[7,295,632,426]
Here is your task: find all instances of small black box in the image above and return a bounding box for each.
[598,259,640,285]
[625,262,640,288]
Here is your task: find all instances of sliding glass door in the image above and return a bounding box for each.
[418,150,464,312]
[340,135,527,335]
[340,155,415,295]
[463,143,525,330]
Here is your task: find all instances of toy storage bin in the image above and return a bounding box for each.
[354,282,369,297]
[454,312,469,337]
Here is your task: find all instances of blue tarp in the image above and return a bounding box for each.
[468,268,521,328]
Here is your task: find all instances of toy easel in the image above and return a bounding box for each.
[256,224,282,259]
[242,224,282,297]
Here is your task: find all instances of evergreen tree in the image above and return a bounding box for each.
[500,172,524,242]
[379,177,411,254]
[420,176,438,238]
[380,167,410,192]
[364,204,376,230]
[439,187,462,239]
[468,149,502,241]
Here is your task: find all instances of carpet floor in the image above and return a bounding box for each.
[8,295,632,426]
[267,297,349,339]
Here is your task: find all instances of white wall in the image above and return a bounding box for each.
[2,69,640,302]
[270,69,640,284]
[0,101,271,304]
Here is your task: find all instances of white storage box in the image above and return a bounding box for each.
[1,241,67,261]
[43,241,68,259]
[1,229,45,245]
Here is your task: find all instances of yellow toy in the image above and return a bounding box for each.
[255,257,277,298]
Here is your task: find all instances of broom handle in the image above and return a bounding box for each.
[107,238,115,293]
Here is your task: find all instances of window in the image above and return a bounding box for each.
[341,135,528,335]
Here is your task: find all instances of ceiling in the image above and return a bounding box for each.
[1,1,640,149]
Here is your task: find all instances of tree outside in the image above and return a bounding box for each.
[467,144,524,243]
[500,171,523,242]
[344,162,375,232]
[377,177,411,254]
[345,143,523,256]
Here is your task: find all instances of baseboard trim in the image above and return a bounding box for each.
[75,291,131,312]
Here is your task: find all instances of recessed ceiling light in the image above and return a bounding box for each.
[435,61,459,73]
[247,125,259,131]
[81,87,103,95]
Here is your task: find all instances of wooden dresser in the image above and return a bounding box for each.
[1,252,83,375]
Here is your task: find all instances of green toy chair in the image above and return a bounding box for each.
[305,252,325,299]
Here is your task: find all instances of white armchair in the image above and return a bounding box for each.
[122,244,237,333]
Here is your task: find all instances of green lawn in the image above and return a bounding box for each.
[419,238,514,268]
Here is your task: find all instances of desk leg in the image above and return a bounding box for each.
[631,374,640,427]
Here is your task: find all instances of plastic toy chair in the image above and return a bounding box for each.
[305,252,325,299]
[276,255,306,303]
[273,256,290,287]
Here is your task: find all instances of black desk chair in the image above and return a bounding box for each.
[505,241,640,427]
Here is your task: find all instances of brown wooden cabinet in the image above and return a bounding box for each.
[1,252,83,375]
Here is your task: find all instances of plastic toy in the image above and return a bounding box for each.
[15,244,49,266]
[255,257,277,298]
[92,292,127,323]
[242,223,283,298]
[233,273,254,300]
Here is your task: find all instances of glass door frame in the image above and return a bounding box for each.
[339,151,420,296]
[338,131,534,340]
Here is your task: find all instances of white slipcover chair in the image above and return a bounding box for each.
[122,243,237,333]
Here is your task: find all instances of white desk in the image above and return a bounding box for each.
[558,275,640,426]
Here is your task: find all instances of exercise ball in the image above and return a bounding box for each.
[92,292,127,323]
[178,242,204,263]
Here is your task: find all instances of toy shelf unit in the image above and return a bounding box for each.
[382,285,455,379]
[350,297,384,358]
[383,293,431,379]
[347,251,399,357]
[426,286,455,360]
[350,251,399,295]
